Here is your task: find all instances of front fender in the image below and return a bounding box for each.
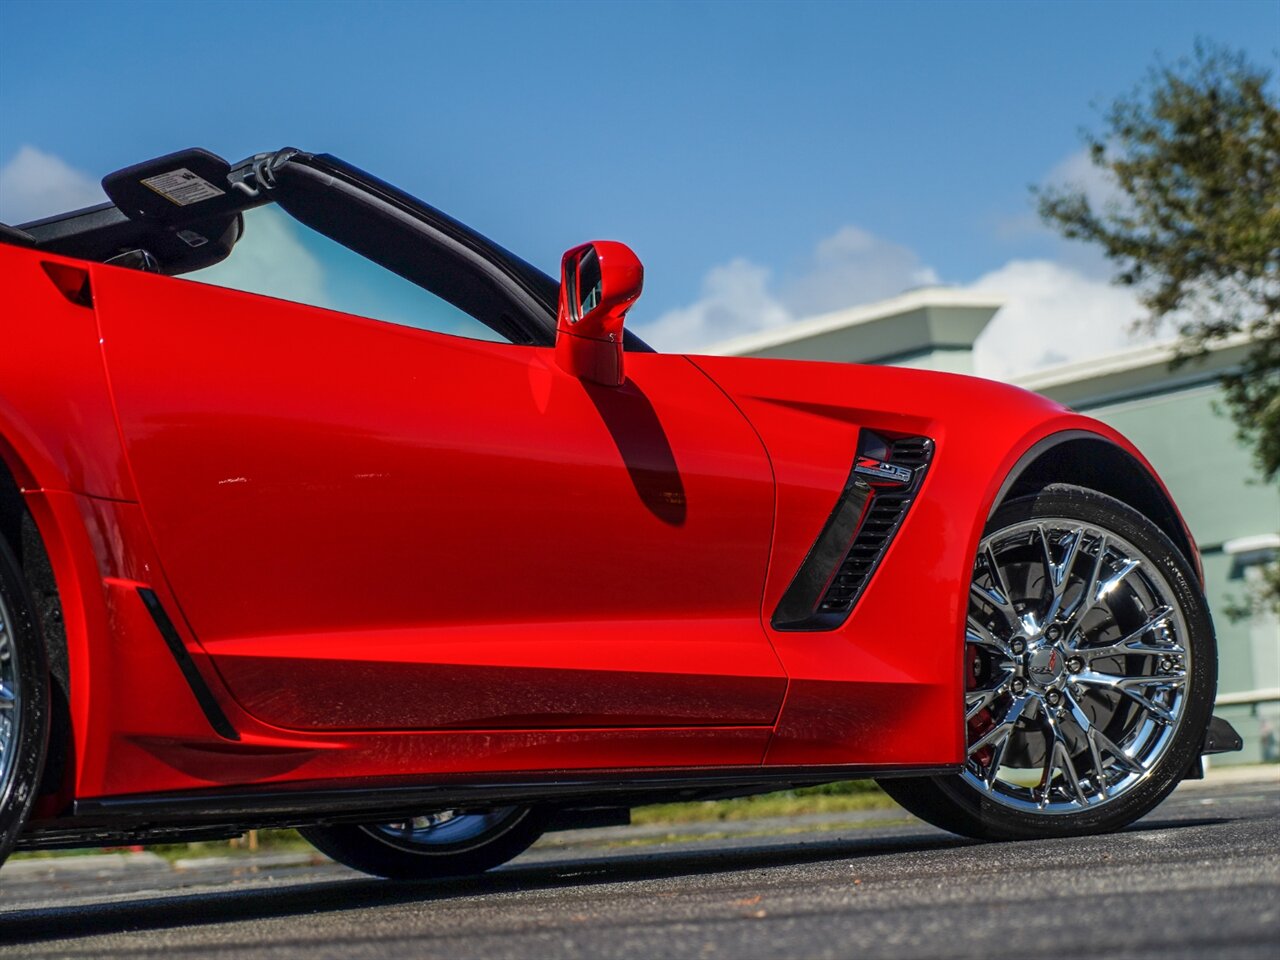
[689,354,1188,768]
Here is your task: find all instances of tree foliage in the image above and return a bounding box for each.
[1037,42,1279,615]
[1037,43,1279,475]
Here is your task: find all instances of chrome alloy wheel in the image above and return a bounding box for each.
[363,807,524,853]
[963,519,1190,813]
[0,591,19,800]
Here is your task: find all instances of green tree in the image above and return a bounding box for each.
[1037,42,1279,614]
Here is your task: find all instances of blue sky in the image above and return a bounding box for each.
[1,0,1276,371]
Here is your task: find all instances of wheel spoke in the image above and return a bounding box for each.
[983,728,1012,788]
[1068,692,1110,798]
[1075,670,1180,723]
[1080,606,1180,661]
[1095,558,1140,606]
[968,694,1032,787]
[1038,524,1081,624]
[966,617,1013,658]
[1060,687,1093,738]
[971,546,1017,624]
[1091,727,1145,776]
[1061,688,1138,799]
[1048,737,1088,806]
[986,546,1015,608]
[966,680,1009,722]
[1038,707,1087,806]
[1066,532,1109,623]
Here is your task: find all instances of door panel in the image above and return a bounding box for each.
[94,268,785,731]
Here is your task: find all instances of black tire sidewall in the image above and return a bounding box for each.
[0,536,49,867]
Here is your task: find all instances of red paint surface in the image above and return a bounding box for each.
[93,267,785,735]
[0,248,134,498]
[689,355,1190,766]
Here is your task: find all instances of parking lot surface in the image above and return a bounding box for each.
[1,776,1276,959]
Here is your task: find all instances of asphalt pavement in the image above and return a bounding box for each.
[1,773,1277,959]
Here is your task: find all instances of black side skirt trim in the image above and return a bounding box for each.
[137,587,240,741]
[54,763,959,827]
[17,763,961,849]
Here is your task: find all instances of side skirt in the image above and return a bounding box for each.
[18,763,960,851]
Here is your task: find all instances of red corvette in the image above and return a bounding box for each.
[0,148,1240,878]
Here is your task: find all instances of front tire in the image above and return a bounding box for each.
[880,484,1216,840]
[300,806,546,880]
[0,535,50,868]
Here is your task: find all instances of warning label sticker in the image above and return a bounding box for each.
[140,168,226,206]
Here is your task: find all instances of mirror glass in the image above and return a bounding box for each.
[576,246,602,321]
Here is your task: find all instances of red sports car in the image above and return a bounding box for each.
[0,148,1240,879]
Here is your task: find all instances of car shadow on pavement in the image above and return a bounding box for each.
[0,816,1232,948]
[0,831,972,946]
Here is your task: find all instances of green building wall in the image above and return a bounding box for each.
[1066,379,1279,764]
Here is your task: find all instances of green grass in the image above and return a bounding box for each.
[11,830,316,862]
[13,781,896,861]
[631,779,895,825]
[582,817,915,850]
[146,831,317,862]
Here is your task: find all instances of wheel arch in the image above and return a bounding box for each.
[991,429,1201,583]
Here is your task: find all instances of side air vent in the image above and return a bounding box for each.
[772,433,934,631]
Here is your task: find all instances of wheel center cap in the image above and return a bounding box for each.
[1027,647,1065,685]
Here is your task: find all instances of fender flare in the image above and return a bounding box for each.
[989,428,1202,583]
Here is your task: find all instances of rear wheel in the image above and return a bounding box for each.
[880,484,1215,840]
[300,807,545,880]
[0,536,49,867]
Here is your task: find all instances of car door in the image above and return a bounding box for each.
[93,264,786,733]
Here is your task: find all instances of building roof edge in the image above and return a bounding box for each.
[704,287,1005,357]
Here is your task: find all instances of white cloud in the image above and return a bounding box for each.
[637,225,938,353]
[969,259,1156,379]
[780,225,939,317]
[196,207,329,308]
[996,147,1125,263]
[1043,147,1124,212]
[639,221,1163,378]
[0,145,106,225]
[637,258,791,352]
[641,140,1160,372]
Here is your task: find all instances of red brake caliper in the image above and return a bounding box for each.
[966,644,995,767]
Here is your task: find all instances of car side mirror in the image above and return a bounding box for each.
[556,241,643,387]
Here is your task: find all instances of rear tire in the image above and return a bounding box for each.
[0,535,50,868]
[300,807,546,880]
[880,484,1215,840]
